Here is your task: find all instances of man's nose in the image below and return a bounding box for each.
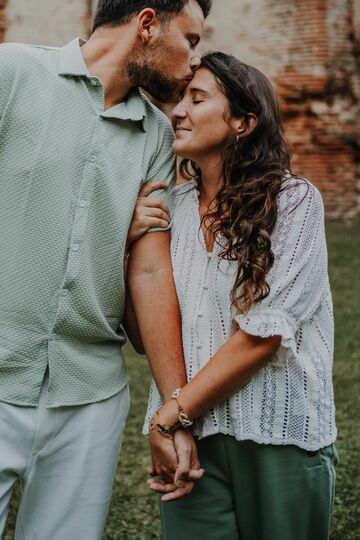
[190,54,201,72]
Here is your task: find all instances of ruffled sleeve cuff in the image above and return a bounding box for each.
[234,308,298,357]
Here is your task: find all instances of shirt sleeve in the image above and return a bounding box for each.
[234,180,329,356]
[143,117,176,233]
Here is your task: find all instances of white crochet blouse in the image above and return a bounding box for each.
[144,176,337,451]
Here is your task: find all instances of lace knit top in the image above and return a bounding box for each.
[144,177,337,451]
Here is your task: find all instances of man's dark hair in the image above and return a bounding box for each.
[92,0,212,32]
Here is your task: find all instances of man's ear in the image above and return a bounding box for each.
[234,113,258,138]
[136,8,161,43]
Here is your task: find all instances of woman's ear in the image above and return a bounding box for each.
[234,113,258,138]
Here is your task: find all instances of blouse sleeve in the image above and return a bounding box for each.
[234,179,329,356]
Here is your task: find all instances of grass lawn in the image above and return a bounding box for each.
[3,219,360,539]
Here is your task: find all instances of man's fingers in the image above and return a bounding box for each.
[138,181,169,198]
[174,447,191,487]
[187,468,205,481]
[147,466,157,477]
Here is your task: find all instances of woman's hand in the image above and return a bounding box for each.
[147,429,204,502]
[126,181,170,247]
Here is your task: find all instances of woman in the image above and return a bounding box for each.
[126,52,337,540]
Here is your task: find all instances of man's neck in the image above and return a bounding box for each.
[81,27,136,109]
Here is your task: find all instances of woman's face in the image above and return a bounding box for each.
[171,67,237,162]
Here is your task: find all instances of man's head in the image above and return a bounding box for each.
[92,1,212,102]
[93,1,211,32]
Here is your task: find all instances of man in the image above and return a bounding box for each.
[0,1,211,538]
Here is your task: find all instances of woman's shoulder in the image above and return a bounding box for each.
[171,178,198,208]
[278,174,324,217]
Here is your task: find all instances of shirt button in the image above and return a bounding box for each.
[197,343,202,349]
[198,312,204,317]
[203,284,209,290]
[72,244,80,252]
[79,200,88,208]
[61,289,69,297]
[90,79,98,86]
[89,154,97,163]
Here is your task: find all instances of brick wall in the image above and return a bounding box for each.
[201,0,360,218]
[1,0,359,217]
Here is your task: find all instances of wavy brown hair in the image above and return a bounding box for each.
[180,52,293,314]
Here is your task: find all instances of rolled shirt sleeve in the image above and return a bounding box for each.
[143,116,176,233]
[234,179,329,356]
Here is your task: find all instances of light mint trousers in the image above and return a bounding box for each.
[0,373,130,540]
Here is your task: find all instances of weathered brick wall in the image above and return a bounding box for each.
[201,0,360,218]
[1,0,359,217]
[0,0,7,42]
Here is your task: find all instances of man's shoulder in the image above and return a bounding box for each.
[140,93,174,138]
[0,42,59,76]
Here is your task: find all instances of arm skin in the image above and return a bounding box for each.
[127,230,186,401]
[123,284,145,355]
[127,230,203,493]
[148,329,281,501]
[123,181,170,354]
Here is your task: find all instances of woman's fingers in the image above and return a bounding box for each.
[141,199,170,216]
[138,181,169,198]
[160,483,195,502]
[142,207,170,222]
[147,478,176,494]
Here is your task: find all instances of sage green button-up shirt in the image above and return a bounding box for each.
[0,38,175,407]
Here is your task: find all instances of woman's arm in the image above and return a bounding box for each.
[153,329,281,434]
[123,181,170,353]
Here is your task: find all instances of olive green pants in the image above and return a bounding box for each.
[161,435,338,540]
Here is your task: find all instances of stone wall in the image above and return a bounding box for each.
[1,0,359,217]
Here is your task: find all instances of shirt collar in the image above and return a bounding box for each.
[101,88,147,127]
[58,38,90,77]
[58,38,147,130]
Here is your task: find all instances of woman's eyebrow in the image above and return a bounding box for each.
[189,87,209,96]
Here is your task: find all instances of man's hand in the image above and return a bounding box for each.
[126,181,170,246]
[147,429,204,502]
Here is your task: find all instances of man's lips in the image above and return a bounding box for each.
[175,127,191,132]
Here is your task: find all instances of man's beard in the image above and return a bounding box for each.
[127,60,183,104]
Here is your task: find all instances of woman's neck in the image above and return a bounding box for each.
[197,155,224,205]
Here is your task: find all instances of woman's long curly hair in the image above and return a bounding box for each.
[180,52,292,314]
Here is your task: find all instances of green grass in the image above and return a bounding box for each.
[3,219,360,539]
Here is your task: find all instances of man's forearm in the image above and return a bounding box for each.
[128,232,186,401]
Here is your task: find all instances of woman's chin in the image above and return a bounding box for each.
[172,141,194,160]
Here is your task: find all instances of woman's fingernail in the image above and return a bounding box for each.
[176,480,185,488]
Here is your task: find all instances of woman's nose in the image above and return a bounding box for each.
[171,104,187,122]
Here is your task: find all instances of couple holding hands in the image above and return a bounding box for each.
[0,1,337,539]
